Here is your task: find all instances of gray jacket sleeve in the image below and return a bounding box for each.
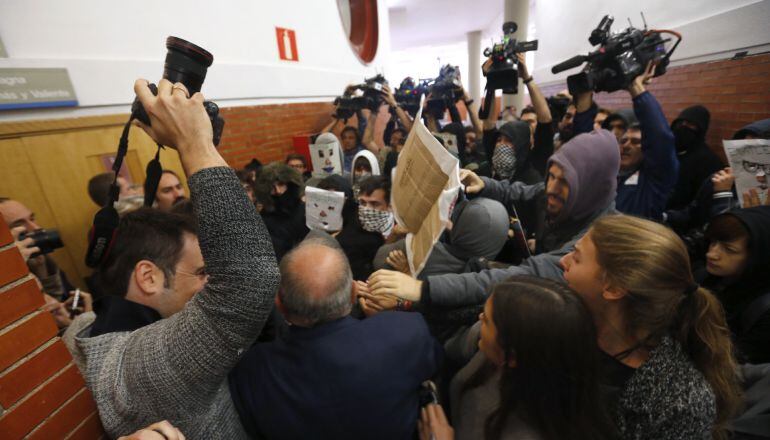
[426,251,565,308]
[478,177,544,209]
[119,167,279,419]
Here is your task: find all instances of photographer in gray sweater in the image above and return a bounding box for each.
[65,79,279,438]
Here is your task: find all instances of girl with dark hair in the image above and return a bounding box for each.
[560,214,742,439]
[419,276,616,440]
[702,206,770,364]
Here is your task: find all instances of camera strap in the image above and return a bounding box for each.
[85,115,164,267]
[143,145,164,207]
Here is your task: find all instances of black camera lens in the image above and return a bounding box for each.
[163,37,214,94]
[20,228,64,257]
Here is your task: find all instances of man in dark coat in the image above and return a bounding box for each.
[667,105,724,210]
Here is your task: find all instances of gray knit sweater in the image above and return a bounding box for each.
[67,167,279,439]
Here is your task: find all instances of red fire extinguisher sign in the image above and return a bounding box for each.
[276,27,299,62]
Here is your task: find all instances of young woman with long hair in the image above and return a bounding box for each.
[419,276,617,440]
[560,214,742,439]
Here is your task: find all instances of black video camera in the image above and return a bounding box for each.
[333,74,389,120]
[479,22,538,119]
[20,229,63,257]
[132,37,225,146]
[483,22,538,95]
[551,15,681,95]
[426,65,463,120]
[393,77,429,118]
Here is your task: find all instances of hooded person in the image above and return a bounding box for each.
[374,197,509,278]
[366,130,622,310]
[491,121,542,185]
[254,162,309,260]
[668,105,724,210]
[700,206,770,364]
[351,149,381,194]
[732,118,770,140]
[601,108,638,141]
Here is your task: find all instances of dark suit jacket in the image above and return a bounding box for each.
[228,313,442,440]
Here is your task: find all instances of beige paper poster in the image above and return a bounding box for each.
[392,108,461,276]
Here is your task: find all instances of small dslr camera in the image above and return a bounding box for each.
[131,37,225,146]
[20,229,64,257]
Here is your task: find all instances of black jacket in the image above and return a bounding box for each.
[701,206,770,364]
[668,105,724,210]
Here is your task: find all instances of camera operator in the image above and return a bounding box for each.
[322,85,373,173]
[422,78,480,169]
[572,62,678,221]
[481,54,553,183]
[65,78,279,438]
[0,197,73,300]
[362,84,413,170]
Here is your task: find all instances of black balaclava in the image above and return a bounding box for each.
[671,105,711,153]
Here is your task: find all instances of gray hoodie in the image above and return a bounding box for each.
[426,130,620,307]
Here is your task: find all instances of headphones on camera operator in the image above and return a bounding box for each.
[85,36,225,268]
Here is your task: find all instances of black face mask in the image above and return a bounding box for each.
[674,125,699,153]
[559,126,574,144]
[272,188,299,214]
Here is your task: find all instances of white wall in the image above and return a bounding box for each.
[533,0,770,84]
[0,0,391,120]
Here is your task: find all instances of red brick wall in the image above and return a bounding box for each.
[0,222,105,439]
[538,53,770,162]
[217,102,335,169]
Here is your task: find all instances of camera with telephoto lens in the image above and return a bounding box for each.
[332,74,389,119]
[131,37,225,146]
[19,229,64,257]
[483,21,538,95]
[551,15,681,96]
[393,77,429,118]
[426,64,463,120]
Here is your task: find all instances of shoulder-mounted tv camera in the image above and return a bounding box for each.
[551,14,682,95]
[333,74,389,120]
[479,21,538,119]
[425,64,463,120]
[393,76,429,118]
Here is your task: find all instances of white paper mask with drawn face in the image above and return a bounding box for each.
[723,139,770,205]
[305,186,345,232]
[310,141,343,177]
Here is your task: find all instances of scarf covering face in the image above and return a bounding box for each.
[492,145,517,180]
[358,205,394,236]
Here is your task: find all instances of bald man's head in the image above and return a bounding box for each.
[278,241,353,327]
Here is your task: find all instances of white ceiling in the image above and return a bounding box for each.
[387,0,505,50]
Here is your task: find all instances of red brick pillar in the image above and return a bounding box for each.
[0,221,105,439]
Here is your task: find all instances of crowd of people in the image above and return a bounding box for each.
[1,52,769,440]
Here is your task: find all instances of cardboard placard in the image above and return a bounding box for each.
[392,107,461,276]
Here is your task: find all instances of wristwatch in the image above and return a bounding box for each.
[464,99,474,106]
[523,76,534,84]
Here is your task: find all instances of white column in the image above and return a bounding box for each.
[466,30,482,106]
[502,0,529,114]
